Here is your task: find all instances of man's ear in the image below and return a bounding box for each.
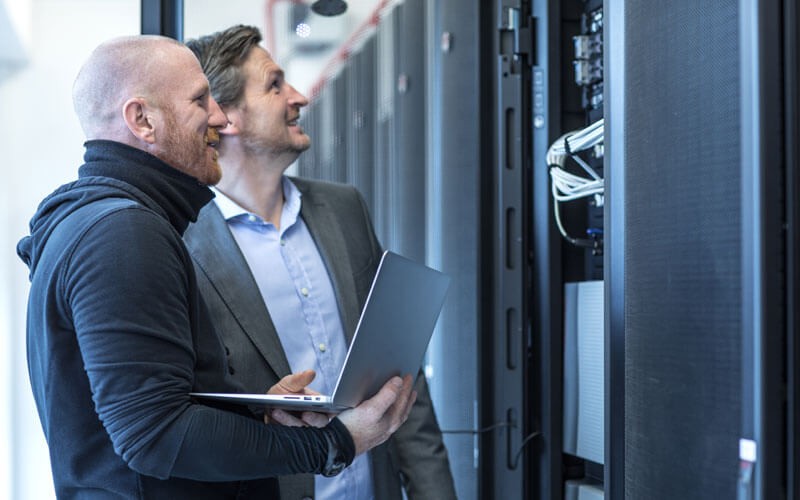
[122,97,156,143]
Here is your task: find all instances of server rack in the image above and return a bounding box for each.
[393,0,426,262]
[344,37,376,213]
[605,0,797,498]
[297,98,321,179]
[330,71,348,183]
[425,2,484,499]
[317,83,336,182]
[373,5,398,246]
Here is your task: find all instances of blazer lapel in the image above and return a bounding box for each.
[185,203,293,377]
[295,180,360,343]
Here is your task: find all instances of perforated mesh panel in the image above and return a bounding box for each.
[623,2,741,498]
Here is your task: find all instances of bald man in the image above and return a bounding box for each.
[17,35,416,500]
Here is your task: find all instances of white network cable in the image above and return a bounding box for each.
[546,118,604,246]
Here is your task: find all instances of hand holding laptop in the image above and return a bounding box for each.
[265,369,330,428]
[268,371,418,456]
[337,374,417,455]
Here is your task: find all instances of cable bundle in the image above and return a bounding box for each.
[546,118,604,247]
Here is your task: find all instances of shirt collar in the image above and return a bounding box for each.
[212,176,303,230]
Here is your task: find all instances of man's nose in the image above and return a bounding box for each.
[208,96,228,128]
[289,84,309,108]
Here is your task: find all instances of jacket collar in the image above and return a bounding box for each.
[78,140,214,235]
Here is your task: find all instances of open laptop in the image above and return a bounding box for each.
[190,251,450,413]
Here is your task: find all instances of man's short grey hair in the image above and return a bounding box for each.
[185,25,263,108]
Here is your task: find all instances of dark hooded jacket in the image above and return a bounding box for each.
[17,140,354,499]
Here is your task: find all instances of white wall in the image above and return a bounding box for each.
[0,1,139,499]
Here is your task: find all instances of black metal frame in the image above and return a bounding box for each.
[489,1,577,499]
[786,1,800,497]
[486,1,532,498]
[528,1,568,499]
[480,0,501,497]
[740,0,787,497]
[140,0,183,40]
[603,1,624,498]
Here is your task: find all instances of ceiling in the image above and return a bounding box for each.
[184,0,387,96]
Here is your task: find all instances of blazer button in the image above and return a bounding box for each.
[301,497,313,500]
[225,345,231,355]
[228,366,236,375]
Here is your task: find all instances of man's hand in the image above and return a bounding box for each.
[267,369,317,395]
[264,370,331,428]
[337,374,417,455]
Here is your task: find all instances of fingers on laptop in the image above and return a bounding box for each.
[269,369,317,395]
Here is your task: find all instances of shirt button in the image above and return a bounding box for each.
[300,287,309,297]
[318,343,327,352]
[248,215,257,222]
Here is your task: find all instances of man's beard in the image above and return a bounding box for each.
[158,111,221,185]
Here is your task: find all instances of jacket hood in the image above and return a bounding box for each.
[17,177,148,277]
[18,140,214,278]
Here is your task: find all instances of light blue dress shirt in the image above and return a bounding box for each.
[213,178,374,500]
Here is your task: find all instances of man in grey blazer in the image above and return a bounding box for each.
[183,25,456,500]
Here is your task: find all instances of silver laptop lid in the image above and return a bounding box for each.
[330,251,450,408]
[190,252,449,412]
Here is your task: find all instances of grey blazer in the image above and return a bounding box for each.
[184,177,456,500]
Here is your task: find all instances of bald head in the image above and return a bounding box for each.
[72,35,190,141]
